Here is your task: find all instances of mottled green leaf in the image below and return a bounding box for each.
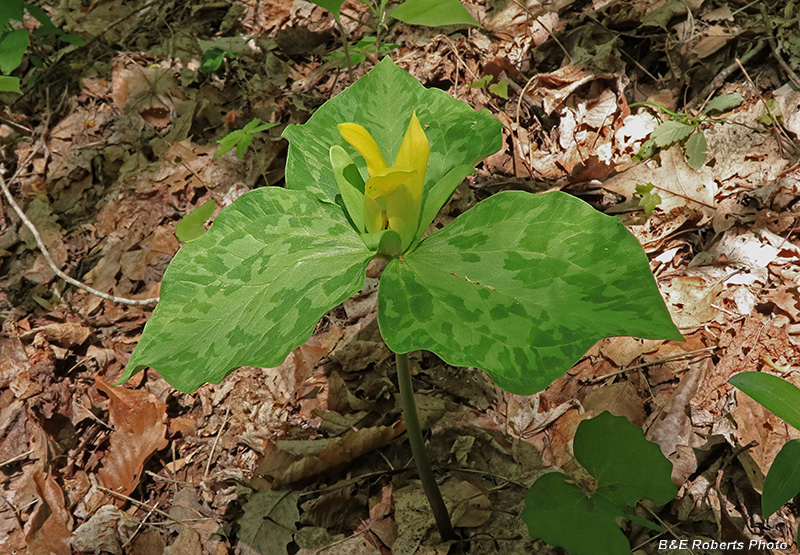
[684,131,707,170]
[651,120,695,148]
[175,199,216,242]
[763,439,800,517]
[391,0,479,27]
[729,372,800,431]
[0,29,29,74]
[705,93,744,114]
[121,188,372,392]
[524,472,629,555]
[282,57,501,206]
[575,412,677,508]
[238,490,300,555]
[380,190,682,395]
[524,413,676,555]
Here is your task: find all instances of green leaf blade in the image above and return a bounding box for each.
[282,58,501,206]
[705,93,744,114]
[175,199,216,242]
[575,412,677,507]
[380,190,682,395]
[307,0,345,19]
[390,0,480,27]
[763,439,800,517]
[0,75,21,93]
[729,372,800,431]
[651,120,695,148]
[523,472,631,555]
[684,131,707,170]
[121,188,372,393]
[0,28,29,74]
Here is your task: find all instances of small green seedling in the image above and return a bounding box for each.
[632,93,744,170]
[215,118,278,160]
[635,183,662,217]
[524,412,678,555]
[175,199,216,242]
[122,59,681,542]
[327,36,399,67]
[0,0,84,93]
[729,372,800,517]
[469,74,509,99]
[757,98,782,127]
[200,47,235,74]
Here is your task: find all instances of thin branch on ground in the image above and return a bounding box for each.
[0,151,159,306]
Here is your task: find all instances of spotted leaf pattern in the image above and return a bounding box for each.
[283,57,502,212]
[121,188,372,392]
[379,190,682,394]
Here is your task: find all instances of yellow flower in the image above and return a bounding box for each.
[338,112,429,250]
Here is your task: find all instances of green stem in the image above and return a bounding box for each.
[394,351,456,541]
[334,16,353,80]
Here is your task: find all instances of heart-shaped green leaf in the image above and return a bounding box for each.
[282,58,501,209]
[121,188,373,392]
[524,472,630,555]
[524,412,677,555]
[763,439,800,517]
[379,190,682,395]
[574,411,677,508]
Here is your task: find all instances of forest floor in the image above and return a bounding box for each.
[2,0,800,553]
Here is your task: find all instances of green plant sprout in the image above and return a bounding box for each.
[635,182,662,217]
[327,35,399,67]
[0,0,84,93]
[524,412,677,555]
[309,0,478,77]
[729,372,800,517]
[215,117,277,159]
[632,93,744,170]
[469,74,510,99]
[120,59,681,543]
[200,46,234,74]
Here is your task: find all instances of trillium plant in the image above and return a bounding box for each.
[121,59,682,546]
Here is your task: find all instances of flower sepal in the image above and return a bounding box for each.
[361,228,402,258]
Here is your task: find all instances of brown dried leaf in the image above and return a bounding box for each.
[257,421,405,486]
[25,469,72,555]
[95,377,168,497]
[22,322,91,347]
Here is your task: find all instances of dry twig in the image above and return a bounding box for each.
[0,151,159,306]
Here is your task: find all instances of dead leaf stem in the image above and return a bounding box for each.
[0,149,160,306]
[589,346,719,383]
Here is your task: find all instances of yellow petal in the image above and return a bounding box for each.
[364,194,386,233]
[365,167,415,199]
[386,183,420,250]
[338,123,387,177]
[393,112,429,202]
